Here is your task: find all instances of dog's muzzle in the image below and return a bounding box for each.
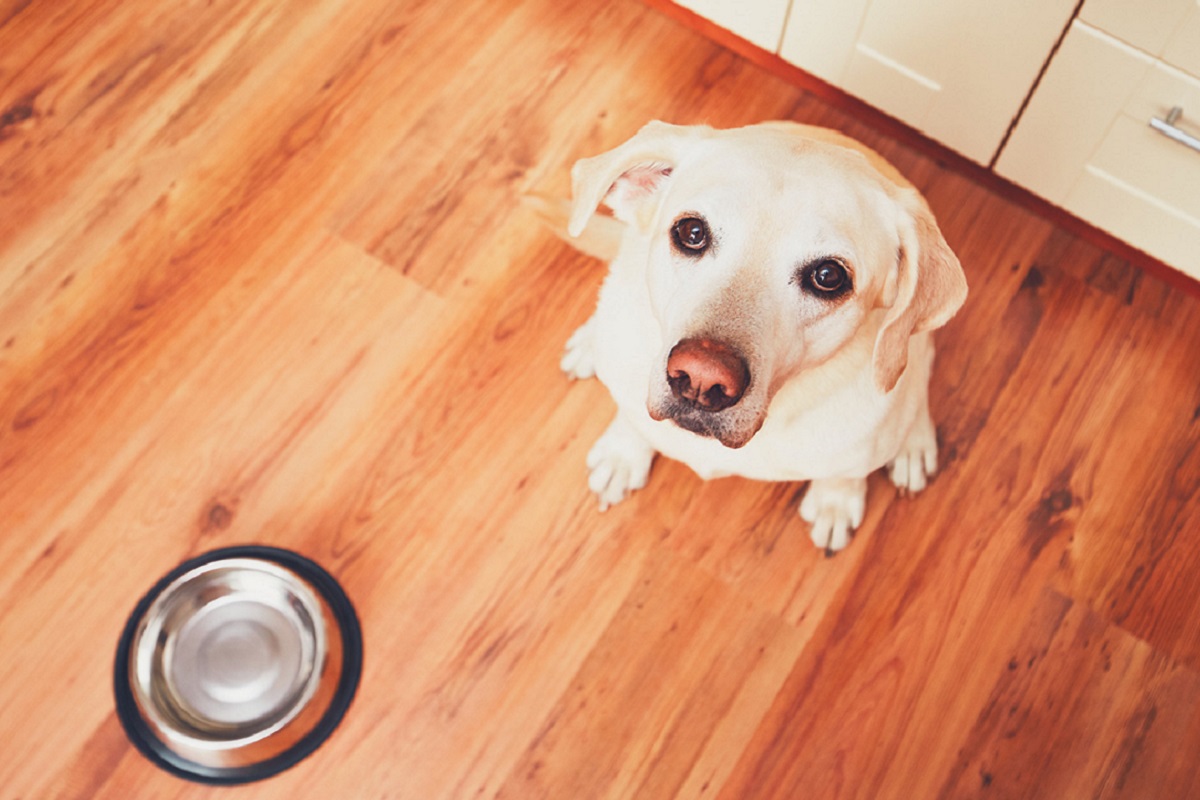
[649,337,760,448]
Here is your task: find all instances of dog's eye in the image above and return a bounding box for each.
[804,260,851,296]
[671,217,710,255]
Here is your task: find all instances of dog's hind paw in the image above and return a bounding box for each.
[888,412,938,496]
[800,477,867,553]
[586,416,655,511]
[561,320,597,381]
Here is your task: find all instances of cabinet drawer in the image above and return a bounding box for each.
[1081,0,1200,78]
[997,21,1200,279]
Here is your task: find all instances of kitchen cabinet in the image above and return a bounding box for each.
[997,7,1200,280]
[778,0,1076,164]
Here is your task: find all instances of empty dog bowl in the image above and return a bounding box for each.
[114,546,362,784]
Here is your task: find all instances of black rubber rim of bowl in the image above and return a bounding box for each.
[113,545,364,785]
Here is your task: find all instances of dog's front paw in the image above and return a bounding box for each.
[888,412,938,495]
[799,477,868,553]
[561,319,597,381]
[586,416,655,511]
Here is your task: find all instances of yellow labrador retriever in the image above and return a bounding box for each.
[555,121,967,552]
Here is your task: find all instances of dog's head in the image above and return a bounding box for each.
[569,121,967,449]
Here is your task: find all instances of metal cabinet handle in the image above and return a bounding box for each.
[1149,106,1200,153]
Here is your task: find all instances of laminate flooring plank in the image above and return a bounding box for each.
[1,0,495,583]
[939,589,1200,800]
[495,545,809,800]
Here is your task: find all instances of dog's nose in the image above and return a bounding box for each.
[666,338,750,412]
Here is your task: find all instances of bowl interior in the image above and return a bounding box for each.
[132,559,327,746]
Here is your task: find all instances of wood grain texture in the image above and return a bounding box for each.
[2,1,1200,798]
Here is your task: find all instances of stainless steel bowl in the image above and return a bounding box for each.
[115,547,362,784]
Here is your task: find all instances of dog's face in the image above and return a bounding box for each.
[569,122,966,449]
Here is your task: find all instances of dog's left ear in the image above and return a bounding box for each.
[568,121,707,238]
[873,191,968,393]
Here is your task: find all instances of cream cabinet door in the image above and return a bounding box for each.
[996,21,1200,280]
[673,0,791,52]
[779,0,1076,164]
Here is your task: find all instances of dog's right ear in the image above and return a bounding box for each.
[568,121,705,238]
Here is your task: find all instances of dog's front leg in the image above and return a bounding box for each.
[586,413,657,511]
[799,477,868,553]
[888,404,939,496]
[560,317,598,381]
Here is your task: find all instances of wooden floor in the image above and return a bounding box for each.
[3,1,1200,797]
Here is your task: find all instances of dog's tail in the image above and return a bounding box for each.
[523,193,623,262]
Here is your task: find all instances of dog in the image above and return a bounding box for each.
[546,121,967,552]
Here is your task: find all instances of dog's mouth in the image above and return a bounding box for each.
[647,399,765,449]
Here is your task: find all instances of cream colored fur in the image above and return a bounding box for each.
[549,121,967,552]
